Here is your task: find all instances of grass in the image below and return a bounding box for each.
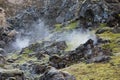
[98,32,120,53]
[54,24,62,31]
[62,55,120,80]
[54,21,78,31]
[64,21,78,30]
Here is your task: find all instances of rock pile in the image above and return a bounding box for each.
[40,67,76,80]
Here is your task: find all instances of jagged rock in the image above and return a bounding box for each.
[40,67,76,80]
[0,54,6,66]
[0,41,5,48]
[0,48,6,56]
[48,41,67,50]
[49,55,67,69]
[0,7,8,28]
[21,41,67,55]
[105,0,120,3]
[112,27,120,33]
[96,27,112,34]
[107,10,120,27]
[36,51,48,60]
[31,63,47,74]
[89,55,110,63]
[78,0,108,27]
[97,37,111,44]
[0,69,25,80]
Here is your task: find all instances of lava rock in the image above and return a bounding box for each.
[0,48,6,56]
[0,54,6,65]
[0,41,5,48]
[0,69,25,80]
[89,55,110,63]
[39,67,76,80]
[32,63,47,74]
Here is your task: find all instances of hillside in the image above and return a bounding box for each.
[0,0,120,80]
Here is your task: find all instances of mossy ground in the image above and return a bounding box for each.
[54,21,78,31]
[98,31,120,53]
[63,55,120,80]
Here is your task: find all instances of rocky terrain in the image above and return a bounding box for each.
[0,0,120,80]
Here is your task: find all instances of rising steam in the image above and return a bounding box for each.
[11,20,96,51]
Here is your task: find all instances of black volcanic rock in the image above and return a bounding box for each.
[39,67,76,80]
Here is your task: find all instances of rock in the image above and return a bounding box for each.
[49,55,66,69]
[115,38,120,45]
[61,39,112,64]
[0,69,25,80]
[107,10,120,27]
[0,54,6,66]
[21,41,67,55]
[32,63,47,74]
[36,51,48,60]
[49,41,67,50]
[39,67,76,80]
[78,0,108,27]
[7,59,15,63]
[96,27,112,34]
[112,27,120,33]
[89,55,110,63]
[0,41,5,48]
[105,0,120,3]
[0,7,8,28]
[97,37,111,44]
[7,29,18,38]
[0,48,6,56]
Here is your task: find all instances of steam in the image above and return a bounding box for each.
[11,20,96,51]
[11,20,50,50]
[64,30,96,50]
[13,38,30,50]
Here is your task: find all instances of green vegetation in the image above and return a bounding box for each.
[64,21,78,30]
[100,23,107,28]
[54,21,78,31]
[63,55,120,80]
[98,32,120,53]
[22,48,33,54]
[54,24,62,31]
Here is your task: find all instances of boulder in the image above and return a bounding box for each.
[31,63,47,74]
[105,0,120,3]
[0,7,8,28]
[0,41,5,48]
[0,48,6,56]
[107,10,120,27]
[39,67,76,80]
[0,69,25,80]
[89,55,110,63]
[0,54,6,66]
[35,51,49,60]
[49,55,67,69]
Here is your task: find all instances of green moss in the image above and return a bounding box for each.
[54,24,62,31]
[64,21,77,30]
[0,64,4,68]
[118,14,120,17]
[54,21,78,32]
[98,32,120,53]
[63,56,120,80]
[23,48,33,54]
[100,23,107,28]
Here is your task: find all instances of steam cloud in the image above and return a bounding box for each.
[11,20,96,51]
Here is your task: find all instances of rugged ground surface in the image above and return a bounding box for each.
[0,0,120,80]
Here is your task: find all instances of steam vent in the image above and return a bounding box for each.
[0,0,120,80]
